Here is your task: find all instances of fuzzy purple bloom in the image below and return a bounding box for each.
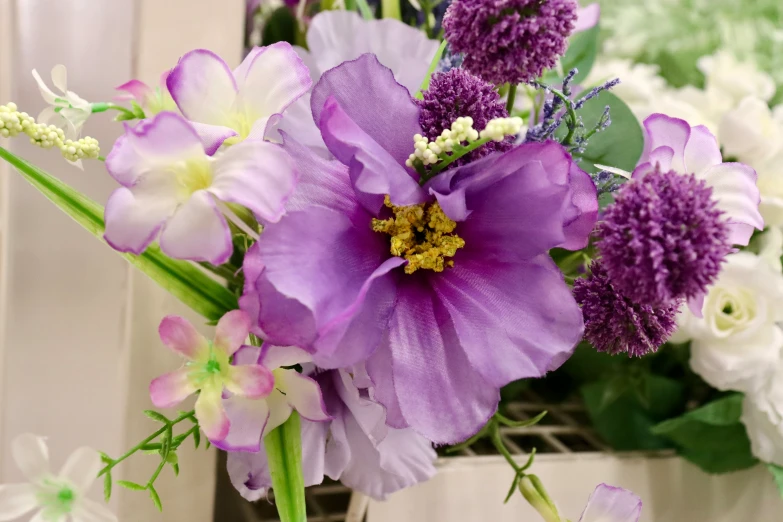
[443,0,577,85]
[417,68,512,167]
[241,54,598,444]
[574,262,679,357]
[598,168,731,307]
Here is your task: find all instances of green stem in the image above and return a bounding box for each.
[419,137,492,184]
[99,411,195,477]
[266,413,307,522]
[198,262,239,283]
[506,84,518,114]
[91,102,135,120]
[381,0,401,20]
[344,0,357,11]
[415,40,448,100]
[547,88,579,145]
[421,0,434,38]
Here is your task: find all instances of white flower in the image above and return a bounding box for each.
[31,65,92,140]
[698,51,776,109]
[741,366,783,466]
[720,96,783,166]
[585,59,668,120]
[672,252,783,394]
[757,147,783,228]
[0,434,117,522]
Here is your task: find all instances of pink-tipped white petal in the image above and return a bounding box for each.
[643,114,691,172]
[225,365,275,399]
[158,315,209,359]
[210,140,297,223]
[699,163,764,245]
[149,367,197,408]
[213,396,270,452]
[234,42,312,123]
[167,49,238,125]
[159,191,233,265]
[0,484,38,521]
[684,125,723,174]
[233,345,262,366]
[11,434,49,482]
[214,310,252,356]
[259,345,312,370]
[115,79,152,104]
[278,370,330,422]
[196,385,231,442]
[58,447,101,493]
[115,112,205,169]
[72,498,118,522]
[574,4,600,33]
[578,484,642,522]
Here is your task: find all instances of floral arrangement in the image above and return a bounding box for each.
[0,0,775,520]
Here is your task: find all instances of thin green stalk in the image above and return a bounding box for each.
[266,413,307,522]
[506,84,518,114]
[90,102,136,120]
[415,40,448,100]
[381,0,401,20]
[547,88,579,145]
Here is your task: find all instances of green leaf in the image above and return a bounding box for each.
[261,7,297,46]
[354,0,374,20]
[558,24,600,84]
[193,429,201,449]
[575,91,644,174]
[103,472,112,502]
[265,412,307,522]
[144,410,170,424]
[149,485,163,512]
[99,452,113,465]
[652,394,758,474]
[767,464,783,499]
[415,40,448,100]
[117,480,147,491]
[0,145,238,321]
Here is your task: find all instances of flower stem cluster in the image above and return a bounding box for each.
[0,103,100,162]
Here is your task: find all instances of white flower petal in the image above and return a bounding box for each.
[278,370,330,422]
[58,447,101,493]
[741,393,783,466]
[0,484,39,521]
[71,498,118,522]
[167,49,238,126]
[31,69,60,105]
[12,434,50,481]
[578,484,642,522]
[158,191,232,265]
[50,65,68,93]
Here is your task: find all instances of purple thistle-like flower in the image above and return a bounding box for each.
[597,168,732,307]
[443,0,578,85]
[417,68,512,167]
[574,262,679,357]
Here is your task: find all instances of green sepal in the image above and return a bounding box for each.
[103,471,112,501]
[0,146,238,321]
[149,485,163,511]
[265,412,307,522]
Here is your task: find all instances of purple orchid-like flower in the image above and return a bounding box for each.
[103,111,296,264]
[226,367,436,501]
[149,311,274,442]
[166,42,312,154]
[240,54,596,444]
[635,114,763,247]
[214,344,331,453]
[115,72,178,116]
[578,484,642,522]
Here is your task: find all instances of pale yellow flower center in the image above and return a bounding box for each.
[173,158,213,201]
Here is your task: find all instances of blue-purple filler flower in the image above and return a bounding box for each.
[574,262,679,357]
[598,168,731,307]
[443,0,578,85]
[417,68,512,167]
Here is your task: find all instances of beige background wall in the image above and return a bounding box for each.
[0,0,245,520]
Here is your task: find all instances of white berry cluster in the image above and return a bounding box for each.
[406,116,524,168]
[0,102,100,162]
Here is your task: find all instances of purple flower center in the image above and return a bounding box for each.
[371,195,465,274]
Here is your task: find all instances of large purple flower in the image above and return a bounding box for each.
[227,368,436,501]
[241,54,596,443]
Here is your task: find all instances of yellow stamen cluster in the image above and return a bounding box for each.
[372,195,465,274]
[0,103,100,162]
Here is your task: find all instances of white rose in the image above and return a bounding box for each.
[585,59,667,119]
[698,51,776,107]
[741,369,783,466]
[720,97,783,166]
[756,147,783,227]
[673,252,783,393]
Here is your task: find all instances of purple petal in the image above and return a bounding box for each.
[379,277,500,444]
[311,53,423,175]
[158,315,209,359]
[574,4,600,33]
[150,367,197,408]
[274,93,327,152]
[103,182,177,255]
[258,344,312,370]
[213,396,269,453]
[167,49,238,125]
[641,114,691,172]
[366,339,408,429]
[562,162,599,250]
[209,139,297,223]
[249,268,319,347]
[214,310,252,356]
[318,95,425,212]
[433,255,583,388]
[187,122,238,156]
[159,191,233,264]
[578,484,642,522]
[234,42,312,125]
[279,370,331,422]
[115,79,152,104]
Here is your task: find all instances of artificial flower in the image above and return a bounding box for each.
[0,434,117,522]
[241,54,595,444]
[671,252,783,394]
[166,42,311,154]
[443,0,577,85]
[115,72,178,116]
[274,10,440,152]
[697,51,776,111]
[634,114,763,248]
[227,368,436,501]
[756,147,783,228]
[741,371,783,467]
[31,65,91,140]
[719,96,783,167]
[213,344,331,453]
[574,3,600,33]
[103,111,296,264]
[577,484,642,522]
[149,310,274,441]
[585,59,668,122]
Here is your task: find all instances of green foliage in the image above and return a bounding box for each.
[265,413,307,522]
[556,24,600,85]
[767,464,783,499]
[574,91,644,174]
[0,145,238,322]
[652,394,759,473]
[261,7,297,46]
